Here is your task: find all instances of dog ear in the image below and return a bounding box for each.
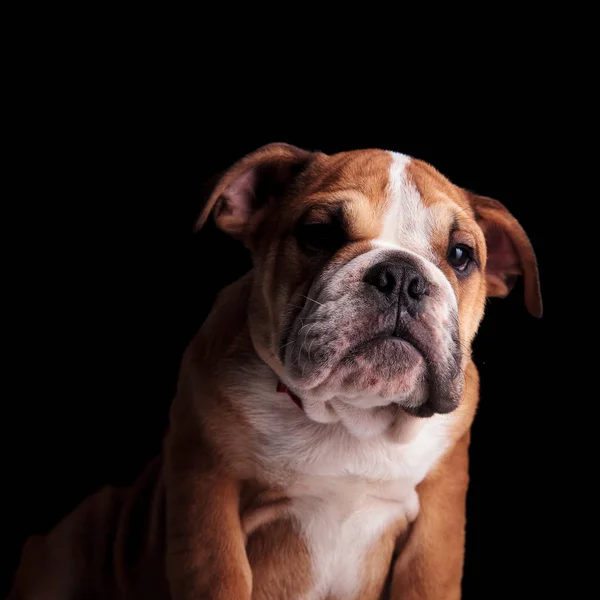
[468,193,542,318]
[195,143,312,245]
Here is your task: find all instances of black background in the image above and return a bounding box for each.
[4,56,574,598]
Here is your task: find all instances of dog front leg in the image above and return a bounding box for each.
[165,443,251,600]
[388,433,471,600]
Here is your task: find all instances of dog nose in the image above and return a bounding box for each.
[363,260,429,312]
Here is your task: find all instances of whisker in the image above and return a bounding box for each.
[299,294,324,307]
[308,335,318,363]
[297,323,318,368]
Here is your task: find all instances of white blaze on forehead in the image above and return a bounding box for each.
[378,152,437,258]
[372,151,458,312]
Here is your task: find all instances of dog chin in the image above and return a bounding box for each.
[289,367,429,439]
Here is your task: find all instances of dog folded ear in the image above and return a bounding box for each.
[195,143,312,244]
[468,193,542,318]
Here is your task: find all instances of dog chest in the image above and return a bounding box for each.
[288,476,415,600]
[243,475,415,600]
[240,381,454,598]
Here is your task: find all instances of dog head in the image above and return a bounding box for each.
[197,144,541,437]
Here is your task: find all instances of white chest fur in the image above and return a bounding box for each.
[237,371,454,599]
[286,475,418,599]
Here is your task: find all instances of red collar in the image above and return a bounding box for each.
[276,380,304,410]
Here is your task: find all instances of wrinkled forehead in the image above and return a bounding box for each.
[299,149,475,258]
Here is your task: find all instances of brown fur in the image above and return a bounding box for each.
[9,144,540,600]
[388,431,472,600]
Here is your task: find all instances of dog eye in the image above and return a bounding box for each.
[294,218,347,254]
[296,221,346,252]
[448,244,474,273]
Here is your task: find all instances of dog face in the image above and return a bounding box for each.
[197,144,541,437]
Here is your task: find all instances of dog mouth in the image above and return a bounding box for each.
[283,317,462,417]
[342,335,421,363]
[287,329,426,400]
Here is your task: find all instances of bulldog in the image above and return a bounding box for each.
[10,143,542,600]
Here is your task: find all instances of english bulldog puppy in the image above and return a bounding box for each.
[10,143,541,600]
